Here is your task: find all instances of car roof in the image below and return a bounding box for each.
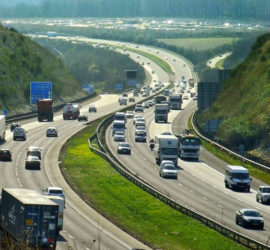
[119,142,130,146]
[28,146,41,151]
[47,186,63,191]
[0,149,10,152]
[27,155,40,160]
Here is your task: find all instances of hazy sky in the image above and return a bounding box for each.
[1,0,41,7]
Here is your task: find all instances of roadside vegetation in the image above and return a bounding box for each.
[35,39,146,93]
[60,119,246,250]
[0,24,83,113]
[197,33,270,164]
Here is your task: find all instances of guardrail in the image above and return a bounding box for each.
[88,115,270,250]
[192,111,270,174]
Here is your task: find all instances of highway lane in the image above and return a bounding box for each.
[0,43,177,249]
[106,88,270,244]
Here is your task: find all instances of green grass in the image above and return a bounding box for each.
[60,118,246,250]
[159,38,239,51]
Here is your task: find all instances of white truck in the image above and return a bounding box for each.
[0,115,6,142]
[178,134,200,160]
[169,94,182,110]
[44,195,65,233]
[154,134,179,165]
[63,103,80,120]
[154,104,169,123]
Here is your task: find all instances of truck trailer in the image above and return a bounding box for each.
[63,103,80,120]
[154,134,179,165]
[155,104,169,123]
[1,188,59,248]
[0,115,6,141]
[37,99,54,122]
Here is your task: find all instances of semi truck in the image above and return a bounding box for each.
[169,94,182,110]
[178,134,200,160]
[155,103,169,123]
[0,115,6,142]
[37,99,54,122]
[154,134,179,165]
[0,188,59,249]
[63,103,80,120]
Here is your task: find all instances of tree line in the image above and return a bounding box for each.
[1,0,270,20]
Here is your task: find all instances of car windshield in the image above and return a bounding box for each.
[136,131,146,136]
[262,188,270,193]
[244,210,260,217]
[231,173,249,179]
[120,143,130,147]
[113,123,125,129]
[181,137,200,145]
[155,110,167,114]
[49,189,63,194]
[28,156,39,160]
[161,148,178,155]
[164,165,176,170]
[115,131,124,135]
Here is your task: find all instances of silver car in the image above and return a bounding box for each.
[117,142,131,155]
[256,186,270,204]
[114,131,125,142]
[235,209,264,229]
[159,163,178,179]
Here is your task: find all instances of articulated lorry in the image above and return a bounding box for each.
[0,188,59,249]
[155,103,169,123]
[37,99,54,122]
[154,134,179,165]
[63,103,80,120]
[0,115,6,142]
[169,94,182,110]
[178,134,200,160]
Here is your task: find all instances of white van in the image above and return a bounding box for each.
[224,165,252,192]
[112,120,125,135]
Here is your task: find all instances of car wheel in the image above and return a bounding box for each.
[260,224,264,230]
[256,195,259,202]
[225,181,229,188]
[235,218,239,225]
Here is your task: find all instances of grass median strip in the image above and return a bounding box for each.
[60,118,246,250]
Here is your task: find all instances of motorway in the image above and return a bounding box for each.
[106,81,270,245]
[0,41,191,249]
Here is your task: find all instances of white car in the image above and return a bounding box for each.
[159,163,178,179]
[125,111,134,119]
[133,115,143,124]
[43,187,65,205]
[142,102,149,108]
[256,186,270,204]
[183,95,189,100]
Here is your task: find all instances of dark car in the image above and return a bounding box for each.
[117,142,131,155]
[0,149,12,161]
[46,127,58,137]
[235,209,264,229]
[78,115,88,121]
[88,106,97,112]
[129,97,135,102]
[122,93,128,97]
[25,155,41,170]
[10,123,21,132]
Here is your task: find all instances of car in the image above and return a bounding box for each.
[136,125,146,131]
[159,163,178,179]
[0,149,12,161]
[160,160,175,169]
[88,106,97,112]
[122,93,128,97]
[78,115,88,121]
[235,209,264,229]
[135,104,144,112]
[135,129,147,142]
[125,111,134,119]
[183,95,189,100]
[114,131,125,142]
[25,155,41,170]
[128,97,135,102]
[142,92,148,97]
[256,186,270,204]
[152,70,155,74]
[193,96,198,100]
[142,102,149,109]
[43,186,65,205]
[133,114,143,124]
[27,146,41,159]
[10,122,20,132]
[13,127,26,141]
[46,127,58,137]
[135,118,146,125]
[117,142,131,154]
[135,121,146,128]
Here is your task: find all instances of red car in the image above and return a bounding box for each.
[0,149,12,161]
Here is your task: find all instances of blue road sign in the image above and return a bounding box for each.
[82,84,89,92]
[3,110,7,116]
[30,82,52,105]
[115,83,123,90]
[127,80,137,86]
[89,85,94,94]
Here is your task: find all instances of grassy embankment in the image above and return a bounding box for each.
[60,118,246,250]
[215,58,225,69]
[188,115,270,185]
[159,37,239,51]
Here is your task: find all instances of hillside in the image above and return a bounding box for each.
[197,33,270,162]
[0,24,84,114]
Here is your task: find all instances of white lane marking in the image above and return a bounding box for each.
[203,197,208,201]
[189,189,194,193]
[217,204,223,208]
